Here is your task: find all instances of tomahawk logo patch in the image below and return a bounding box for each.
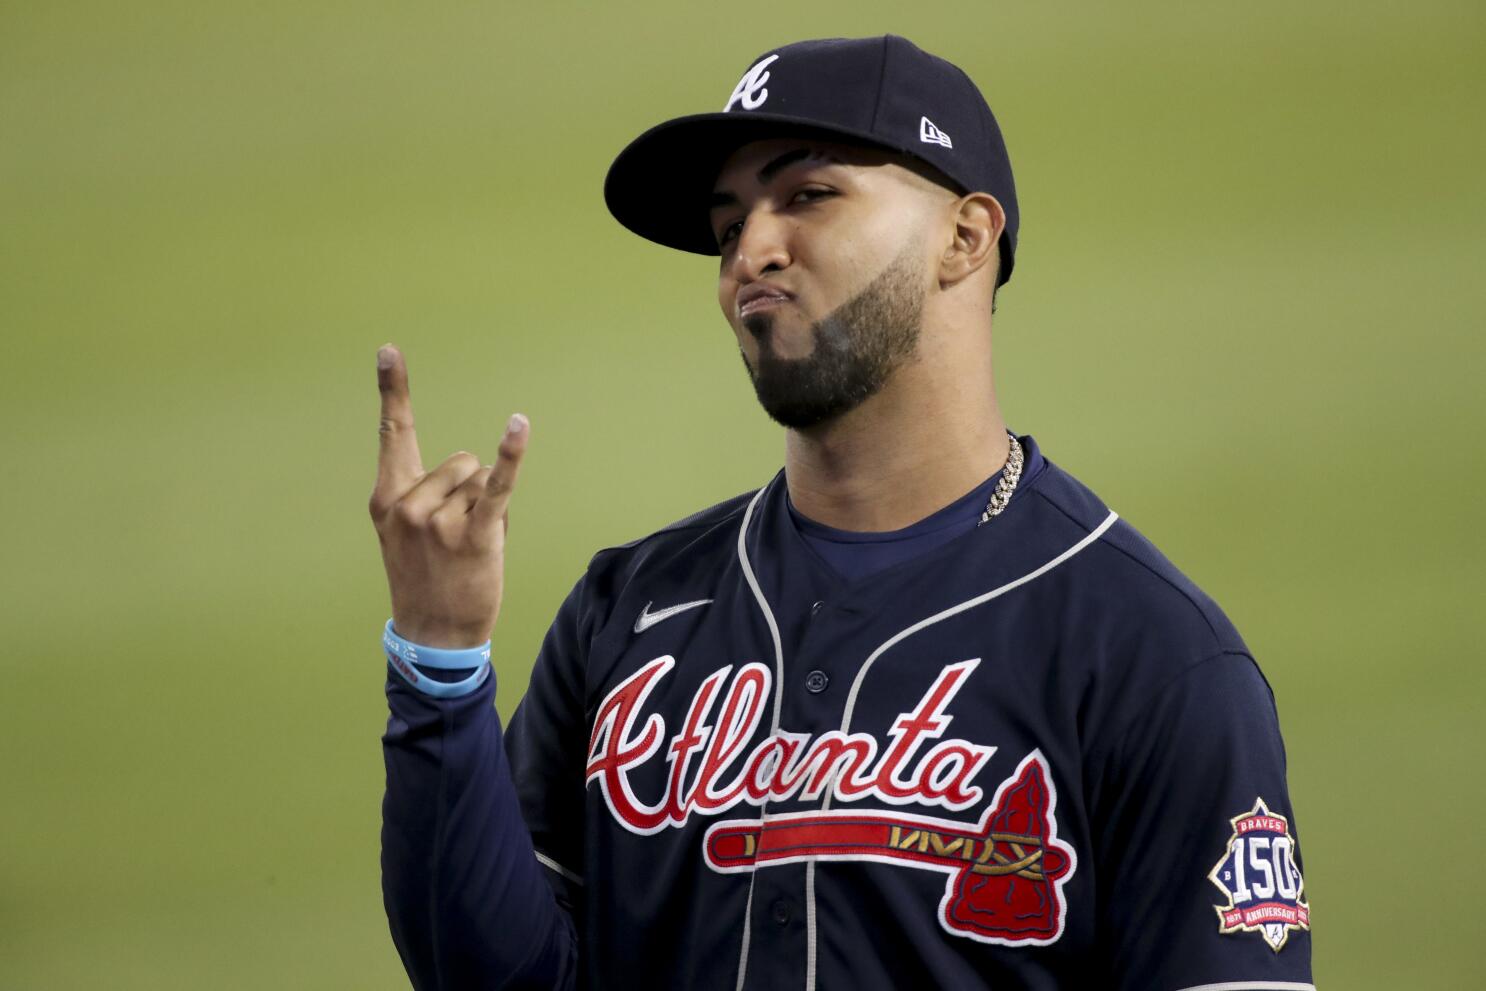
[1207,798,1309,951]
[705,752,1075,946]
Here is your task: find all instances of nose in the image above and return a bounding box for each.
[729,208,791,284]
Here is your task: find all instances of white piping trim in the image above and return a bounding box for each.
[806,509,1120,991]
[839,510,1119,738]
[733,881,757,991]
[534,851,584,887]
[804,861,817,991]
[737,485,785,735]
[1174,983,1315,991]
[733,484,784,991]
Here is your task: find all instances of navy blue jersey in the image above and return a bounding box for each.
[382,435,1313,990]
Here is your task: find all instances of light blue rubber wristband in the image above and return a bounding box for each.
[382,619,492,699]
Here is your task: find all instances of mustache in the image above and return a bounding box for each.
[742,250,918,352]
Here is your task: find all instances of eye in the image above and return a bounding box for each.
[790,187,835,204]
[717,218,744,248]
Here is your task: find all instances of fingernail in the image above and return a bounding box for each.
[507,413,528,434]
[377,345,395,369]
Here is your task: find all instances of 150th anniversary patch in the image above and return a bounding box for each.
[1207,798,1310,951]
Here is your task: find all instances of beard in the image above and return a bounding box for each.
[740,242,926,430]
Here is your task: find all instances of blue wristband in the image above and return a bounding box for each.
[382,619,492,698]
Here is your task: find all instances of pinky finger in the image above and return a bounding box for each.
[470,414,529,541]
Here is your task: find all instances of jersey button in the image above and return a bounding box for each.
[771,899,791,925]
[804,670,829,694]
[810,600,824,616]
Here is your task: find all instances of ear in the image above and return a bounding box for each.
[938,193,1005,288]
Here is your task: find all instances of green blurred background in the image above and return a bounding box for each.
[3,1,1481,987]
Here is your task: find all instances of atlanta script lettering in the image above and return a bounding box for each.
[585,656,996,835]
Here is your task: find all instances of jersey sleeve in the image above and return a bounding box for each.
[502,572,594,920]
[380,576,593,991]
[1092,650,1314,990]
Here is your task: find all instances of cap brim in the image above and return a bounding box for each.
[603,112,906,257]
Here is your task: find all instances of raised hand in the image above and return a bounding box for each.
[368,344,529,648]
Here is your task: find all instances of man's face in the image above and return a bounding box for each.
[709,138,941,430]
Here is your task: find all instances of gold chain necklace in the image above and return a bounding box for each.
[977,433,1025,526]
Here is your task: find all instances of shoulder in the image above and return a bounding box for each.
[1021,451,1249,669]
[591,486,758,565]
[1013,449,1279,766]
[573,484,761,616]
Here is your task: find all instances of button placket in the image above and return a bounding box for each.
[770,899,792,925]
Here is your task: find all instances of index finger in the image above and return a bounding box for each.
[375,344,423,497]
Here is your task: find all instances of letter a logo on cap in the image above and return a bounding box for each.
[920,116,953,149]
[724,53,779,112]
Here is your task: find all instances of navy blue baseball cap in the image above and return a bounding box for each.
[604,35,1020,287]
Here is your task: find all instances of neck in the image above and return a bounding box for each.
[784,346,1008,532]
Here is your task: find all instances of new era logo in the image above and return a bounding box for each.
[920,116,952,149]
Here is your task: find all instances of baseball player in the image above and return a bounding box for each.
[372,35,1313,991]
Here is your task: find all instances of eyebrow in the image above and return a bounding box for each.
[709,148,845,209]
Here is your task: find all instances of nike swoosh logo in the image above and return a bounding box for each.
[634,598,713,634]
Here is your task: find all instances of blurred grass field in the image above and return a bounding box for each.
[2,1,1482,987]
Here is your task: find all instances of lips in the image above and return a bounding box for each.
[736,283,793,318]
